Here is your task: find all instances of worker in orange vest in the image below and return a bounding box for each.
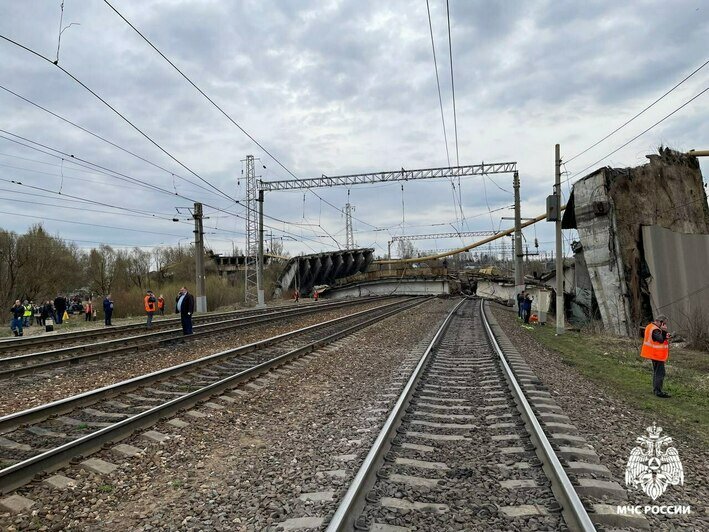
[640,314,670,398]
[144,290,158,329]
[157,294,165,316]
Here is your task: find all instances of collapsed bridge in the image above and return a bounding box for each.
[274,248,375,297]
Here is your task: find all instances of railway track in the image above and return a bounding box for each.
[0,297,394,378]
[0,305,265,354]
[0,298,378,356]
[327,299,601,531]
[0,296,427,494]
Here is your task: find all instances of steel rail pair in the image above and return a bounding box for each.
[326,298,596,532]
[0,297,395,378]
[0,297,427,493]
[0,298,381,354]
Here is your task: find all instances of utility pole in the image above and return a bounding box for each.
[513,171,524,310]
[257,189,266,307]
[554,144,564,334]
[193,202,207,313]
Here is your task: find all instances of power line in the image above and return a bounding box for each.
[425,0,450,167]
[0,174,179,221]
[566,58,709,164]
[565,85,709,183]
[0,84,225,200]
[0,33,239,206]
[0,129,332,241]
[0,194,168,221]
[446,0,459,166]
[0,210,186,237]
[101,1,381,232]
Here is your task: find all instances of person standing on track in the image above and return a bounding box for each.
[640,314,671,398]
[10,300,24,336]
[175,286,195,335]
[157,294,165,316]
[103,294,114,326]
[144,290,157,328]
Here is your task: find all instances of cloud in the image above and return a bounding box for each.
[0,0,706,258]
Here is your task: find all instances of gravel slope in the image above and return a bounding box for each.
[490,303,709,531]
[0,299,401,416]
[0,298,454,531]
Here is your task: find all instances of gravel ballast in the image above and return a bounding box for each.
[0,299,401,417]
[0,298,454,531]
[490,304,708,531]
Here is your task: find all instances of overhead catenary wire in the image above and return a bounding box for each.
[0,130,334,243]
[425,0,451,167]
[446,0,459,166]
[566,58,709,165]
[564,85,709,184]
[0,210,186,237]
[0,84,226,201]
[0,34,240,206]
[101,1,381,232]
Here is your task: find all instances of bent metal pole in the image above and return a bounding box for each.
[374,206,565,266]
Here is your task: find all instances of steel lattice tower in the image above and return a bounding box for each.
[345,203,355,249]
[244,155,258,303]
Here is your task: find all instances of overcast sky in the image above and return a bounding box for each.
[1,0,707,259]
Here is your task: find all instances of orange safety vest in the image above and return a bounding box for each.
[144,295,157,312]
[157,297,165,310]
[640,323,669,362]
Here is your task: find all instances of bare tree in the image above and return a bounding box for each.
[396,240,416,259]
[126,247,152,289]
[86,245,118,295]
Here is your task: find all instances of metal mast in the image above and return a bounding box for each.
[345,203,355,249]
[244,155,258,303]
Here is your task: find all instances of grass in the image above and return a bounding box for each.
[98,484,114,493]
[525,322,709,444]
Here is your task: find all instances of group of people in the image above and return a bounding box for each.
[9,287,195,337]
[140,287,194,335]
[512,289,672,398]
[141,287,195,335]
[516,291,534,323]
[9,297,72,336]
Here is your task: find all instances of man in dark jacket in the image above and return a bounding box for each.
[175,286,195,335]
[10,300,24,336]
[523,293,533,324]
[54,294,67,324]
[41,300,55,326]
[516,291,525,319]
[103,294,114,326]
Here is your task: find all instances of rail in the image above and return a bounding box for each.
[326,298,465,531]
[480,300,596,532]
